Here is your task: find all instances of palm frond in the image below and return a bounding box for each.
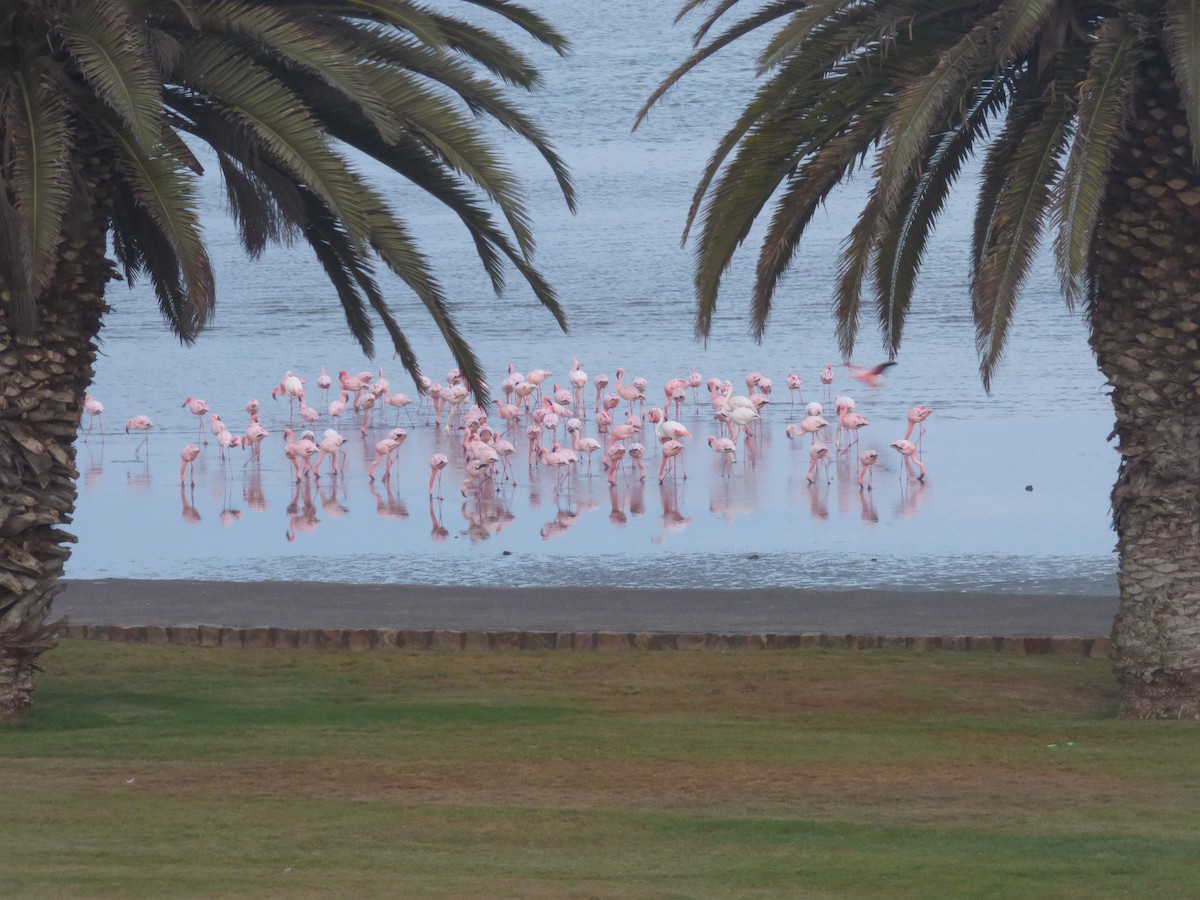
[1162,0,1200,165]
[1053,17,1143,309]
[60,0,162,150]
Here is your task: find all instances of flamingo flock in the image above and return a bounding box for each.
[83,358,931,547]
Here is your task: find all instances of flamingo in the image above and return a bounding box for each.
[182,397,210,443]
[805,401,823,417]
[461,458,496,496]
[785,415,829,446]
[356,391,376,434]
[428,452,449,497]
[890,439,927,480]
[526,368,552,401]
[241,417,268,467]
[604,441,627,485]
[494,437,517,483]
[125,415,154,456]
[82,394,104,441]
[847,360,896,389]
[593,373,610,411]
[216,427,242,462]
[819,363,834,390]
[859,449,879,489]
[368,428,407,480]
[658,438,686,483]
[838,410,870,455]
[539,443,571,488]
[526,424,543,465]
[317,366,332,398]
[569,358,588,412]
[312,428,347,477]
[387,392,415,425]
[786,373,804,411]
[687,366,703,403]
[614,368,644,413]
[628,442,647,480]
[179,444,200,484]
[727,406,760,446]
[283,427,318,480]
[245,398,260,417]
[904,406,933,448]
[272,372,306,418]
[575,436,603,474]
[707,435,737,475]
[806,441,831,484]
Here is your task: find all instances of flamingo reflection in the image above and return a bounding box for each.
[428,498,449,541]
[285,479,319,542]
[180,484,201,524]
[370,479,409,521]
[242,469,268,512]
[653,481,691,542]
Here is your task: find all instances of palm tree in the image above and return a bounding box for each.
[0,0,574,722]
[643,1,1200,717]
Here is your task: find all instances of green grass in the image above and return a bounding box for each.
[3,643,1199,898]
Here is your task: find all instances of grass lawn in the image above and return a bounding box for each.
[2,642,1198,898]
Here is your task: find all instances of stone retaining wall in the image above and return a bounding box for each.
[57,624,1113,658]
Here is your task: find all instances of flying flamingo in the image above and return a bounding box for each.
[846,360,897,389]
[182,397,210,443]
[428,452,449,497]
[125,415,154,457]
[82,394,104,441]
[890,439,927,480]
[179,444,201,484]
[904,406,933,449]
[859,449,879,490]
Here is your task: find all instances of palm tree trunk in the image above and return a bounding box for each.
[0,221,112,722]
[1091,56,1200,718]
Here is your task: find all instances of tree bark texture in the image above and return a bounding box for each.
[1092,58,1200,718]
[0,225,111,722]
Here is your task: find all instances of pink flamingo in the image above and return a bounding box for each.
[179,444,201,484]
[614,368,644,413]
[182,397,210,443]
[216,427,241,462]
[368,428,407,481]
[890,439,926,480]
[494,437,517,483]
[575,436,603,475]
[539,443,571,488]
[329,390,349,420]
[428,453,449,497]
[387,392,415,425]
[785,415,829,446]
[628,442,647,480]
[82,394,104,441]
[241,416,268,467]
[461,457,496,496]
[786,373,804,412]
[708,435,737,475]
[593,373,610,411]
[806,441,831,484]
[125,415,154,457]
[569,358,588,412]
[282,427,318,480]
[526,368,552,402]
[687,366,702,404]
[356,391,376,434]
[299,397,321,428]
[317,366,332,398]
[846,360,896,389]
[838,410,869,456]
[859,449,879,490]
[526,424,542,466]
[658,439,686,483]
[604,441,627,485]
[312,428,347,477]
[819,363,834,389]
[727,406,760,446]
[272,372,306,419]
[904,406,932,448]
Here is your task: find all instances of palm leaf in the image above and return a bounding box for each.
[1162,0,1200,165]
[60,0,162,151]
[1053,17,1142,309]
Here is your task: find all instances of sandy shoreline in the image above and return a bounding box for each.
[58,579,1118,638]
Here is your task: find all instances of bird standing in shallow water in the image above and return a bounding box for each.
[890,439,926,480]
[428,453,449,497]
[859,449,879,489]
[904,406,932,450]
[125,415,154,457]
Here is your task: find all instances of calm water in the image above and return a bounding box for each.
[69,0,1118,595]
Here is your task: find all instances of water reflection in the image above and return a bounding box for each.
[180,484,201,524]
[369,480,409,521]
[654,481,691,542]
[285,480,319,542]
[428,498,450,542]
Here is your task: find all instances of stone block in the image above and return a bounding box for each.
[553,632,575,651]
[675,632,708,651]
[523,631,557,651]
[879,636,910,652]
[430,630,462,651]
[1050,636,1087,657]
[570,632,595,651]
[799,632,823,650]
[998,637,1026,655]
[1087,637,1114,660]
[911,635,942,653]
[398,630,432,650]
[297,629,320,650]
[166,625,199,646]
[243,627,272,649]
[318,628,347,650]
[594,632,631,651]
[943,635,969,652]
[488,631,522,651]
[272,628,300,650]
[347,629,374,651]
[1024,637,1052,655]
[374,629,402,649]
[728,633,768,650]
[462,630,489,651]
[144,625,169,645]
[849,634,877,650]
[198,625,222,648]
[219,627,244,648]
[968,636,1000,653]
